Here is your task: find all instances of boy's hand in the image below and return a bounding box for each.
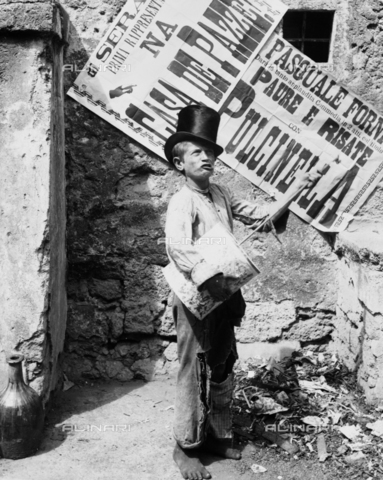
[202,274,232,301]
[297,170,323,189]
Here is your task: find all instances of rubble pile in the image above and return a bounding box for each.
[233,349,383,479]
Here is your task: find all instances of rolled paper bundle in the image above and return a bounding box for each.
[162,222,260,320]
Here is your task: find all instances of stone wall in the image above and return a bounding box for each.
[0,0,68,402]
[328,0,383,403]
[342,0,383,229]
[59,0,382,395]
[275,0,383,403]
[62,0,343,383]
[63,121,339,381]
[1,0,381,402]
[333,230,383,402]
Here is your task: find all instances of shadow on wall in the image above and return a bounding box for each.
[63,21,183,385]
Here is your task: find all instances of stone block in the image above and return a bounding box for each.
[242,213,338,310]
[163,343,178,362]
[115,342,132,357]
[67,304,108,341]
[284,317,333,342]
[236,301,296,343]
[370,340,383,358]
[130,357,165,381]
[356,269,383,316]
[0,3,54,32]
[115,368,134,382]
[353,52,368,69]
[337,259,364,325]
[105,360,124,378]
[123,263,170,301]
[123,301,154,335]
[106,310,124,339]
[89,279,122,301]
[334,230,383,402]
[63,355,93,382]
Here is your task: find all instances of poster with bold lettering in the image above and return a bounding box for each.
[68,0,383,232]
[218,33,383,232]
[68,0,286,157]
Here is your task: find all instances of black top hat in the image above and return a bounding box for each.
[165,105,224,163]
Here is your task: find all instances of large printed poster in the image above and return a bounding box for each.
[68,0,383,232]
[218,33,383,232]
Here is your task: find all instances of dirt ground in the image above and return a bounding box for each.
[0,372,344,480]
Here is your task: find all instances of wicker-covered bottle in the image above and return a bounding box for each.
[0,352,44,459]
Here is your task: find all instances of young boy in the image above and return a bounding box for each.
[164,105,320,480]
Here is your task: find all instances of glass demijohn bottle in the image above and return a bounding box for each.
[0,352,44,459]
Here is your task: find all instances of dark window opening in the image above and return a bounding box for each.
[283,10,335,63]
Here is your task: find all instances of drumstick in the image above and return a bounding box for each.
[239,167,325,246]
[239,185,305,245]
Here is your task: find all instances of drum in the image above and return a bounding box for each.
[162,222,260,320]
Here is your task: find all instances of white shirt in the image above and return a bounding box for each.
[165,182,269,288]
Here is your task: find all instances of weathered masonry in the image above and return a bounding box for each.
[1,0,383,404]
[0,0,69,403]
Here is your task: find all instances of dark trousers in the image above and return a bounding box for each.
[172,291,245,448]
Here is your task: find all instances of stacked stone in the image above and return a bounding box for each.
[333,230,383,403]
[63,96,338,381]
[62,0,346,384]
[63,100,182,381]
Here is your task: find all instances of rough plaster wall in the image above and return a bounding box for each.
[279,0,383,402]
[0,0,56,32]
[333,231,383,402]
[0,36,52,394]
[0,0,67,402]
[344,0,383,228]
[61,0,341,383]
[324,0,383,402]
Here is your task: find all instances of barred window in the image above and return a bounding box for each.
[283,11,335,63]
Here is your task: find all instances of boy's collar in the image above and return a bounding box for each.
[185,182,210,195]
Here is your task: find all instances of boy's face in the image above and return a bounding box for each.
[173,141,216,182]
